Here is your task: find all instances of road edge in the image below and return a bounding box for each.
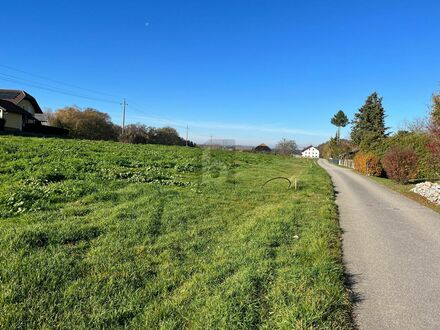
[317,159,358,330]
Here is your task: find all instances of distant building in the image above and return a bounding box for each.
[0,89,67,136]
[301,146,320,158]
[254,143,272,153]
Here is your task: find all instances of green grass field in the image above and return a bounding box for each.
[0,136,351,329]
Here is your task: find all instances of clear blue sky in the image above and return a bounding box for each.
[2,0,440,146]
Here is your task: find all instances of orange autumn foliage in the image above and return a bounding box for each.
[353,152,383,176]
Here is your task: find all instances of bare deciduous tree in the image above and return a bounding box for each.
[399,116,429,133]
[274,138,298,156]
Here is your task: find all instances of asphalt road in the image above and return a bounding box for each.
[318,159,440,330]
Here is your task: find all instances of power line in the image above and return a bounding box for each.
[128,103,187,129]
[0,68,152,129]
[0,72,120,104]
[0,64,119,98]
[0,68,191,134]
[0,72,84,95]
[0,68,184,129]
[0,73,120,105]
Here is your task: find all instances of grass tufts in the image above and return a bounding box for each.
[0,136,351,329]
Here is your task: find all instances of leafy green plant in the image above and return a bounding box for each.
[3,179,68,216]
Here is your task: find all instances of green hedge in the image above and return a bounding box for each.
[373,132,436,180]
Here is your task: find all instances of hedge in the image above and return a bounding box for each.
[375,132,435,180]
[382,147,419,184]
[353,152,382,176]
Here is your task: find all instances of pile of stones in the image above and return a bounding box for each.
[411,182,440,205]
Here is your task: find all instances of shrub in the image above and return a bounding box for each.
[49,106,120,141]
[354,152,382,176]
[371,131,434,179]
[120,124,196,147]
[427,134,440,179]
[427,94,440,178]
[119,124,152,144]
[382,147,419,184]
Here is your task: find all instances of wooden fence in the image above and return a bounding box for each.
[338,159,354,169]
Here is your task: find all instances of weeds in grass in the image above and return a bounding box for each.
[0,136,351,329]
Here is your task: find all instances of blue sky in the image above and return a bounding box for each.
[2,0,440,146]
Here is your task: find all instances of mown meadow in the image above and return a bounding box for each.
[0,136,351,329]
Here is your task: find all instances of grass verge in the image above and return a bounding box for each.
[369,176,440,214]
[0,136,351,329]
[336,162,440,214]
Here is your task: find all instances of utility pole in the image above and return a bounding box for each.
[121,98,127,135]
[186,125,189,147]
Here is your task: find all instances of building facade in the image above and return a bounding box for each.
[301,146,320,158]
[0,90,43,131]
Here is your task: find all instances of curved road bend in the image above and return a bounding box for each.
[318,159,440,330]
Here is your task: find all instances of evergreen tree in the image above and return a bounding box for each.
[350,92,389,150]
[331,110,349,141]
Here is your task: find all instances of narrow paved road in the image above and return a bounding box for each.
[319,159,440,330]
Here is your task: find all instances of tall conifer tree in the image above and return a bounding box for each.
[351,92,388,150]
[331,110,349,142]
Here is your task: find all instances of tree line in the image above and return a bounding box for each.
[320,91,440,183]
[48,106,195,147]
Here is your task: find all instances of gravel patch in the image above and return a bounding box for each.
[411,182,440,205]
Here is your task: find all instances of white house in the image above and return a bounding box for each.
[301,146,320,158]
